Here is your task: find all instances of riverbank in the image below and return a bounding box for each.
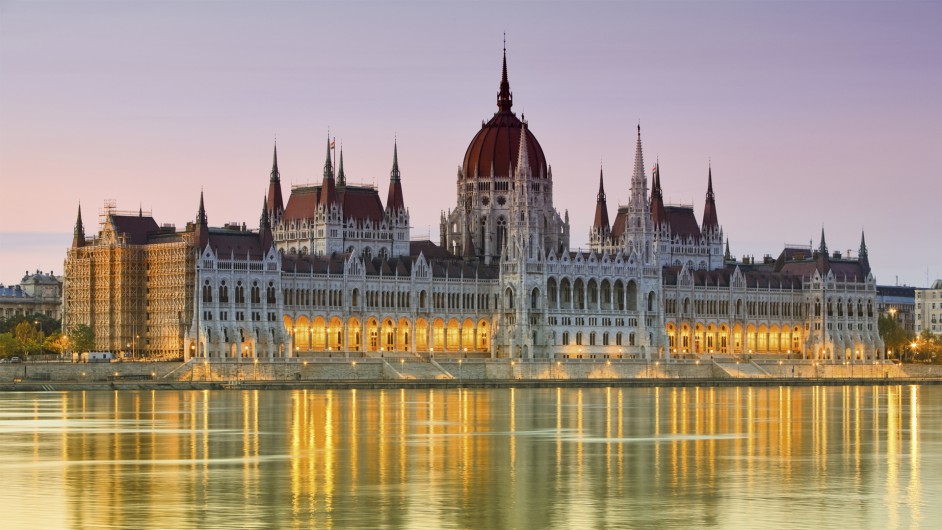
[3,377,942,392]
[1,357,941,391]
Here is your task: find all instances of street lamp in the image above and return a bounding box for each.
[352,361,357,380]
[458,358,463,381]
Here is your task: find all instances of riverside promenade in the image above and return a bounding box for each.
[1,357,941,391]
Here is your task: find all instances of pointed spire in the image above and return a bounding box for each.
[593,166,610,235]
[323,136,334,181]
[386,140,405,212]
[514,121,530,180]
[337,144,346,186]
[260,195,270,230]
[270,142,280,182]
[859,229,868,259]
[138,204,143,217]
[267,141,285,219]
[195,191,209,249]
[72,203,85,248]
[724,238,731,261]
[818,227,828,255]
[497,35,513,113]
[319,135,337,209]
[390,139,401,182]
[260,195,273,250]
[702,163,719,231]
[196,190,207,225]
[650,161,667,227]
[630,124,647,200]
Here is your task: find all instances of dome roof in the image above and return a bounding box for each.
[461,49,548,180]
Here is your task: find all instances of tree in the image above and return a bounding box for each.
[878,315,913,361]
[44,332,71,356]
[13,321,42,357]
[0,333,17,358]
[911,330,942,364]
[69,324,95,357]
[0,313,60,335]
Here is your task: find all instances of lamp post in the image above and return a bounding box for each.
[458,359,463,381]
[352,361,357,381]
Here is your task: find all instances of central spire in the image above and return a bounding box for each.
[497,35,513,113]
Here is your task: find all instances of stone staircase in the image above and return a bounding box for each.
[394,359,453,380]
[713,360,770,378]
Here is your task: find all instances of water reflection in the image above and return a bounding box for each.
[1,385,939,529]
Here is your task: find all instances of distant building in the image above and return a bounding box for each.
[0,270,62,320]
[877,285,917,334]
[914,280,942,336]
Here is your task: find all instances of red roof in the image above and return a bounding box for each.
[463,113,547,180]
[282,185,385,224]
[207,229,266,259]
[341,186,385,222]
[665,206,702,240]
[110,215,159,245]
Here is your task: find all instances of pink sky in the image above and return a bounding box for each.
[1,1,940,287]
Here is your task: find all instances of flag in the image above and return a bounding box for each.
[330,139,336,150]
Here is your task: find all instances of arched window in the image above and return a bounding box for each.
[531,288,540,310]
[496,216,507,256]
[626,281,638,311]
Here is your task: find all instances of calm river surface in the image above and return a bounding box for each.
[1,386,940,529]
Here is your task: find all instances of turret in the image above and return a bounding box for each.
[260,196,273,251]
[858,229,870,275]
[266,142,284,221]
[592,166,610,238]
[702,164,719,232]
[336,144,346,187]
[195,191,209,249]
[386,140,405,212]
[815,227,830,274]
[650,161,667,229]
[319,137,336,210]
[72,203,85,248]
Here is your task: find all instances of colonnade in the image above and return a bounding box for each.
[283,314,492,357]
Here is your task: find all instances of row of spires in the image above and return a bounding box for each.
[592,126,720,236]
[266,137,405,220]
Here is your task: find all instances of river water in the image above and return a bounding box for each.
[0,386,939,529]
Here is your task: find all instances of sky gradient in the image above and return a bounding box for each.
[1,1,940,287]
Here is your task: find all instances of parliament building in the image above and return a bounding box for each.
[63,48,884,363]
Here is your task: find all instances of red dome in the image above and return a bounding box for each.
[461,48,548,180]
[462,112,548,180]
